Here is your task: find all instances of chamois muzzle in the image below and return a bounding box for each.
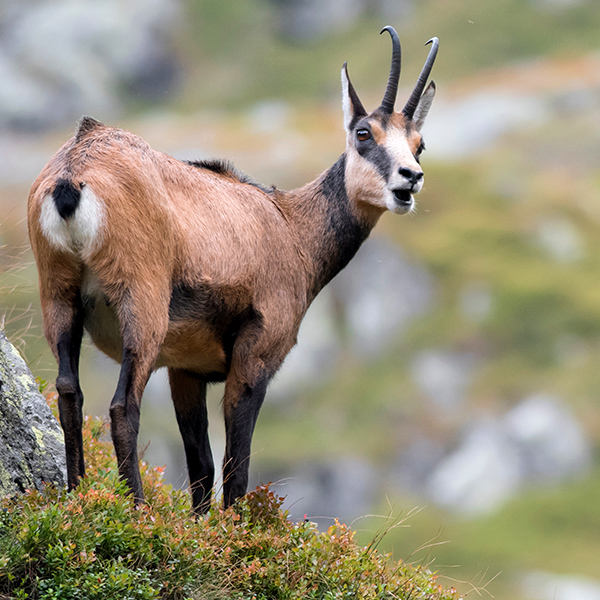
[379,26,401,114]
[402,37,439,120]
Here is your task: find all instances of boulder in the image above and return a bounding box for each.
[503,393,592,481]
[0,330,66,496]
[269,456,379,524]
[334,238,435,359]
[412,349,476,414]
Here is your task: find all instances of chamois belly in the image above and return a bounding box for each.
[158,321,227,375]
[81,289,123,364]
[81,276,227,376]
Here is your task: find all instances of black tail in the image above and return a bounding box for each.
[53,179,81,220]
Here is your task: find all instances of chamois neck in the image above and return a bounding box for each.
[283,153,382,300]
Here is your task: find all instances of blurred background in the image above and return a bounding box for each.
[2,0,600,598]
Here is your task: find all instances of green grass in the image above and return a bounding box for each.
[0,408,461,600]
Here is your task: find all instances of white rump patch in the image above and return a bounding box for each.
[39,184,105,259]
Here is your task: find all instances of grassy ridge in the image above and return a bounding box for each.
[0,404,460,600]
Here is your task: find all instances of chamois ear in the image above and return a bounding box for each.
[412,81,436,132]
[341,62,367,133]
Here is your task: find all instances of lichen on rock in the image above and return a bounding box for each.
[0,329,66,497]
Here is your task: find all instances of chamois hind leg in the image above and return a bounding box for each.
[109,293,169,503]
[168,368,214,515]
[52,294,85,491]
[36,252,85,491]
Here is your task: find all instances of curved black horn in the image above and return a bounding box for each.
[379,26,401,114]
[402,37,439,120]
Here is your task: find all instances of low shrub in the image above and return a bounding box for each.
[0,404,460,600]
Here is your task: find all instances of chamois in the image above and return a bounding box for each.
[28,26,438,514]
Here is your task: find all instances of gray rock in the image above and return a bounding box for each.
[268,0,364,41]
[270,456,378,524]
[266,0,413,40]
[0,330,66,496]
[424,395,592,515]
[534,216,585,263]
[529,0,585,8]
[333,237,435,359]
[503,394,591,481]
[246,100,291,134]
[459,281,493,323]
[423,92,549,160]
[426,420,522,515]
[392,434,446,493]
[412,349,476,413]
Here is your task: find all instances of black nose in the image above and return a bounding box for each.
[398,168,423,185]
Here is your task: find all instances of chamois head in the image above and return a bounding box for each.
[342,27,438,215]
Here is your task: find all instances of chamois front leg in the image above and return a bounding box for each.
[221,310,278,509]
[168,368,214,515]
[109,293,169,503]
[220,305,299,509]
[222,371,270,509]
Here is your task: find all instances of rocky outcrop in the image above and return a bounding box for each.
[0,329,66,496]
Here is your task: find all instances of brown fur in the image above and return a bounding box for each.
[29,124,313,375]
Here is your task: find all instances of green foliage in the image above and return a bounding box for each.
[0,411,459,600]
[35,378,49,394]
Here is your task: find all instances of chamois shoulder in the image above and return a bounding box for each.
[186,158,275,194]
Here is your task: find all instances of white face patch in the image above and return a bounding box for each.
[384,128,423,193]
[384,189,414,215]
[381,127,424,215]
[39,184,105,260]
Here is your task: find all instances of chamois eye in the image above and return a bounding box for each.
[415,142,425,163]
[356,129,371,142]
